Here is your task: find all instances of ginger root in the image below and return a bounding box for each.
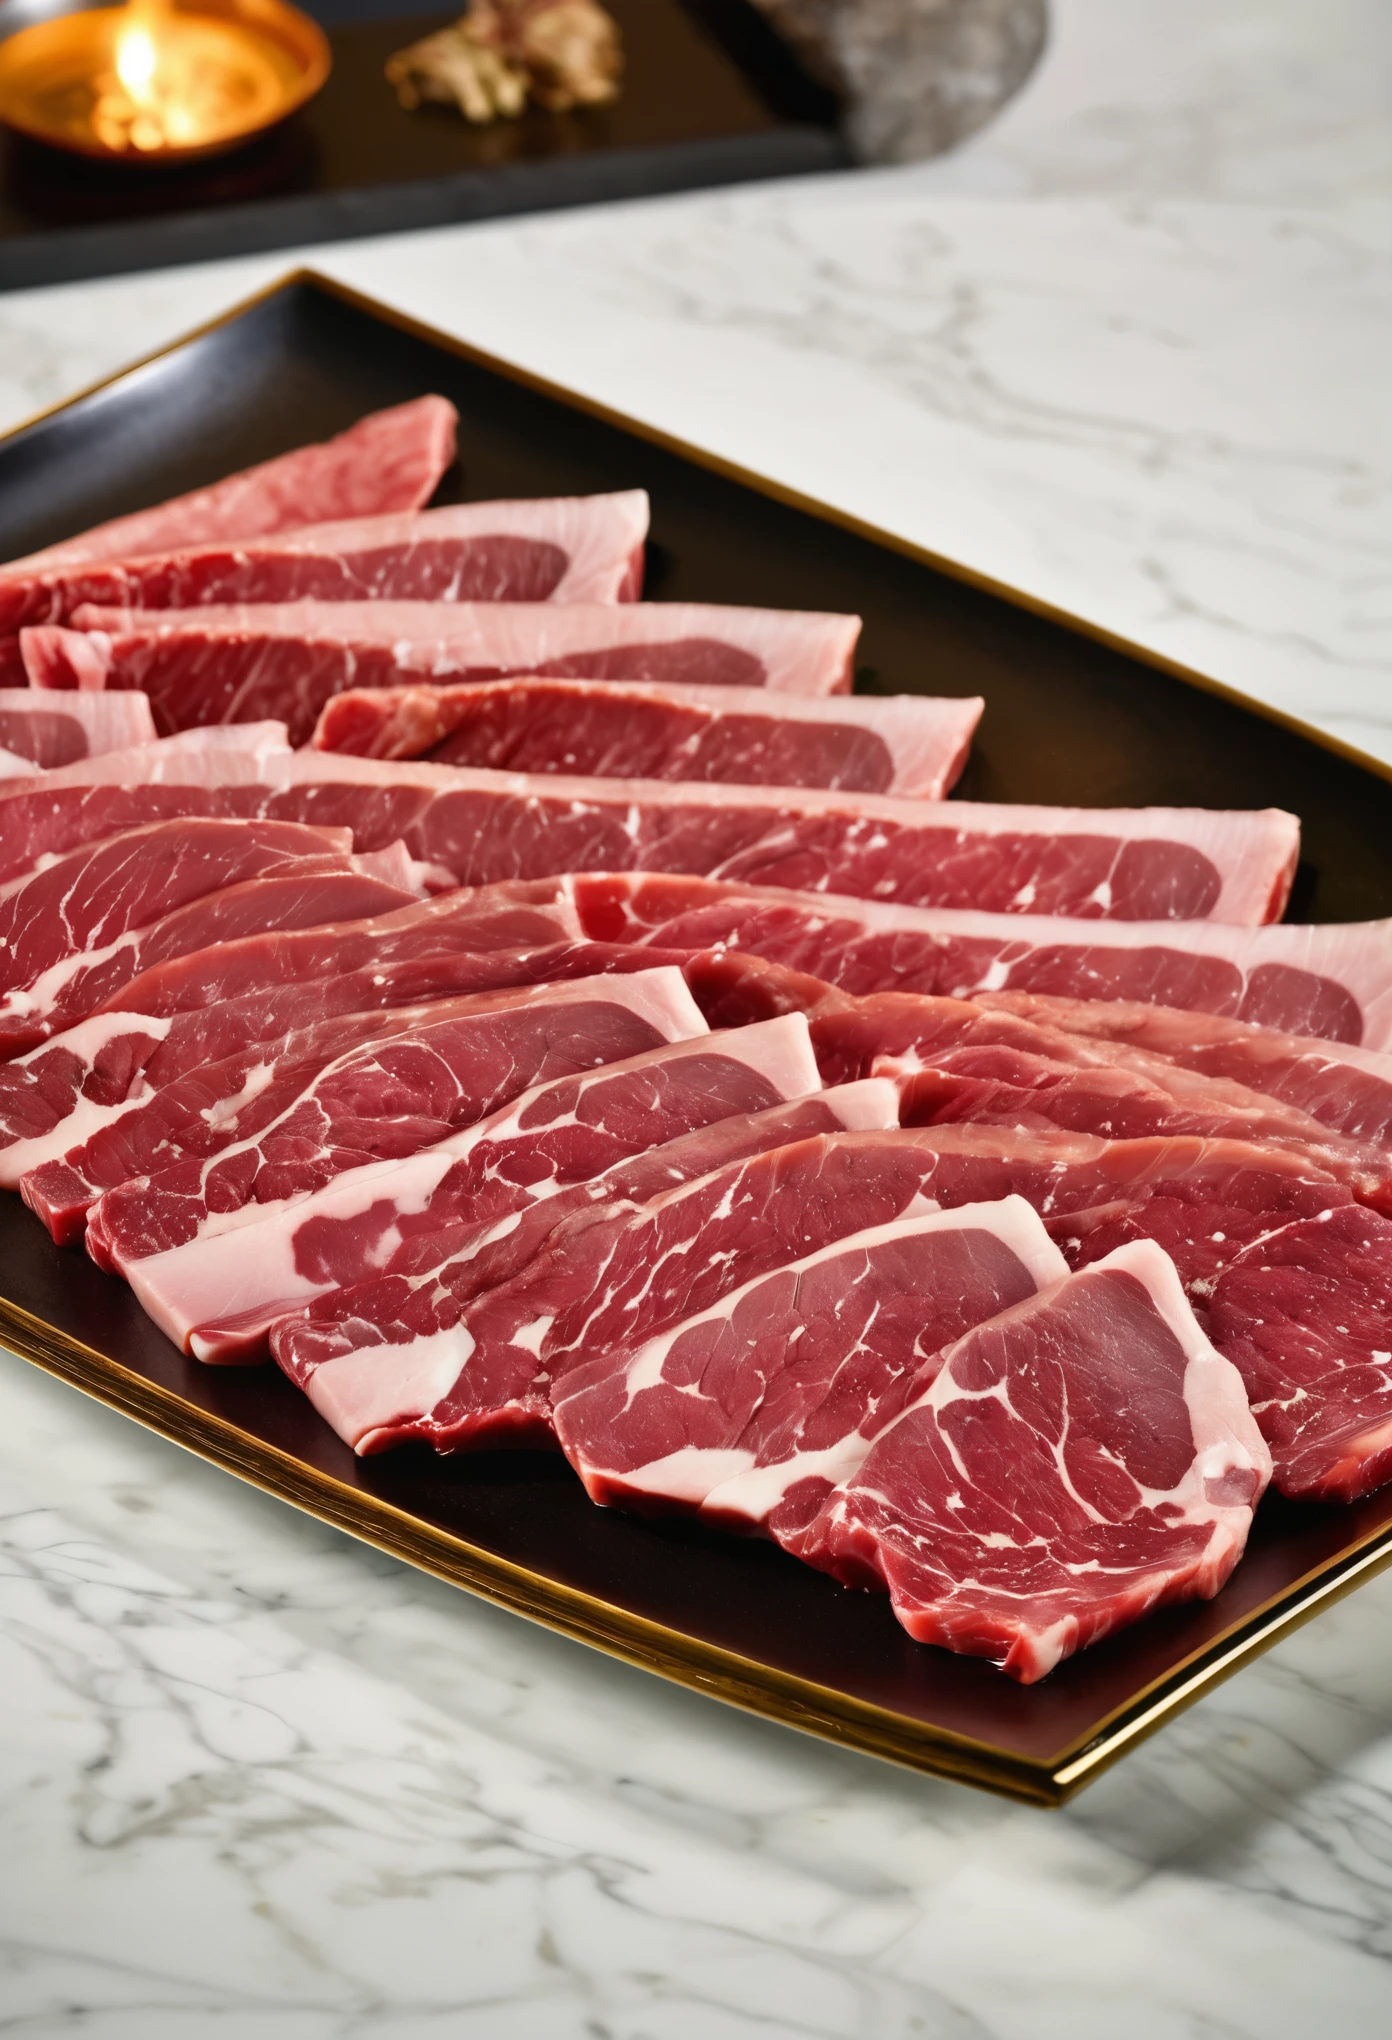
[388,0,623,123]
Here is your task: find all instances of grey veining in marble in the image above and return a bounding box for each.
[0,4,1389,2031]
[3,1349,1392,2037]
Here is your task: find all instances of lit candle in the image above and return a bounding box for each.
[92,0,293,153]
[0,0,330,163]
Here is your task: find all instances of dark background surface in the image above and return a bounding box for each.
[1,274,1390,1787]
[0,0,846,287]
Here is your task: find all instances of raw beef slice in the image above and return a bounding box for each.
[0,881,587,1182]
[280,1081,902,1451]
[0,397,457,584]
[670,963,1392,1208]
[0,817,394,1057]
[128,1014,823,1359]
[80,966,708,1271]
[789,1240,1271,1681]
[551,1197,1068,1527]
[976,991,1392,1148]
[310,677,982,798]
[882,1038,1392,1209]
[1208,1204,1392,1503]
[0,689,155,765]
[0,745,1299,922]
[570,874,1385,1043]
[283,1114,1358,1462]
[27,597,864,742]
[0,492,648,634]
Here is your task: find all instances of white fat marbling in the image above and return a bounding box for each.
[2,2,1391,2030]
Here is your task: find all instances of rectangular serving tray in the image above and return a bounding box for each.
[2,269,1391,1806]
[0,0,846,291]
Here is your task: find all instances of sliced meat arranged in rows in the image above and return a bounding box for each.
[551,1197,1072,1523]
[25,598,865,740]
[121,1014,826,1361]
[6,397,1392,1686]
[278,1081,903,1450]
[0,816,428,1057]
[549,1214,1271,1685]
[309,676,983,799]
[570,872,1392,1047]
[83,964,708,1273]
[36,966,705,1255]
[0,744,1299,921]
[0,881,587,1177]
[0,492,649,636]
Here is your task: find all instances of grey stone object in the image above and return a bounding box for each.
[752,0,1049,163]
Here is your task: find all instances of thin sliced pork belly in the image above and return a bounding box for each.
[134,1015,821,1360]
[0,818,401,1057]
[1208,1205,1392,1503]
[280,1080,901,1453]
[0,398,457,582]
[0,689,155,764]
[30,598,863,742]
[0,492,647,635]
[788,1240,1270,1682]
[0,745,1300,920]
[80,967,708,1270]
[552,1198,1068,1527]
[0,882,586,1175]
[569,874,1386,1041]
[310,678,981,798]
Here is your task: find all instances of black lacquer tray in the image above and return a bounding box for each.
[1,270,1391,1806]
[0,0,845,290]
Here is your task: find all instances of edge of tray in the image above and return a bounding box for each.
[4,268,1392,1805]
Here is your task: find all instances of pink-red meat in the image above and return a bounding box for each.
[569,874,1382,1043]
[310,677,981,798]
[79,967,707,1270]
[127,1015,823,1360]
[0,492,647,635]
[974,990,1392,1148]
[0,747,1299,920]
[273,1082,901,1450]
[788,1241,1270,1681]
[885,1037,1392,1210]
[551,1198,1068,1527]
[0,398,457,588]
[1208,1205,1392,1504]
[0,881,588,1178]
[0,818,409,1058]
[26,598,863,742]
[0,689,155,765]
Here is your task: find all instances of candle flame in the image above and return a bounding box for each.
[90,0,291,153]
[115,23,158,106]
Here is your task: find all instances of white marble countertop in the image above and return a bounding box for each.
[2,3,1392,2032]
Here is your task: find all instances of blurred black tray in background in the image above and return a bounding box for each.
[0,0,846,289]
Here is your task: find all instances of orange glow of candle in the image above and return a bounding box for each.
[0,0,330,164]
